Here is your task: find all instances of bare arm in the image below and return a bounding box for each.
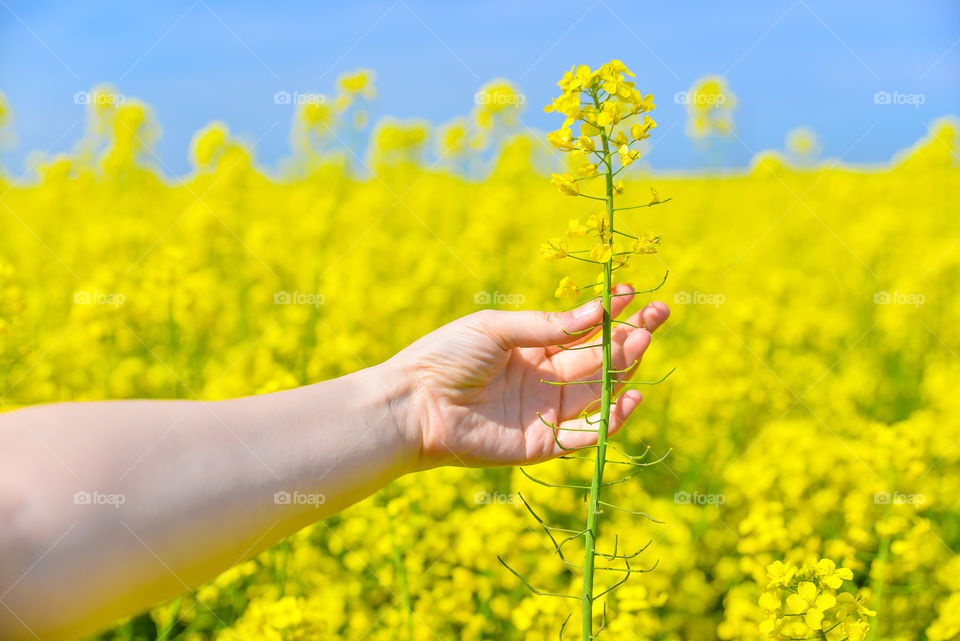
[0,287,668,641]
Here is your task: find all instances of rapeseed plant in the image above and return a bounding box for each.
[498,60,671,640]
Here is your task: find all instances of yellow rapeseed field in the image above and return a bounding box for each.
[0,71,958,640]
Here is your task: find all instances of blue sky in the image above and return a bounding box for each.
[1,0,957,176]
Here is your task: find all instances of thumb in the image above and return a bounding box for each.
[476,286,634,349]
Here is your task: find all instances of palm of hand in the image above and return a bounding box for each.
[394,286,669,470]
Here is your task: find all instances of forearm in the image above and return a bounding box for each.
[0,361,417,641]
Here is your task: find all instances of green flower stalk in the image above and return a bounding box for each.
[501,60,672,640]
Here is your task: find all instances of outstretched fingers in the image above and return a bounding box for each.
[476,284,633,351]
[554,325,651,420]
[552,301,668,380]
[544,284,636,355]
[545,390,643,457]
[639,301,670,333]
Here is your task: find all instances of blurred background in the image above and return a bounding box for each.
[1,2,959,641]
[1,0,958,174]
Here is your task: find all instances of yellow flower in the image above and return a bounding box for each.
[618,144,640,166]
[566,218,589,237]
[784,582,836,631]
[543,91,581,127]
[630,115,657,142]
[576,163,599,178]
[595,101,624,127]
[614,181,625,195]
[540,238,568,261]
[578,136,596,153]
[842,618,871,641]
[814,558,854,589]
[301,101,333,127]
[632,233,661,254]
[758,614,777,635]
[835,592,876,624]
[606,59,635,78]
[592,270,612,294]
[805,607,825,630]
[547,128,576,151]
[557,64,593,93]
[583,213,609,241]
[758,590,780,611]
[555,276,578,298]
[649,186,660,204]
[337,69,376,98]
[579,122,601,137]
[550,172,579,196]
[766,561,797,588]
[635,93,656,113]
[589,242,612,263]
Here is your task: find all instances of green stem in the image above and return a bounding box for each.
[582,111,615,641]
[867,500,891,641]
[155,596,181,641]
[387,511,414,641]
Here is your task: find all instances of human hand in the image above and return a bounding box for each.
[389,284,669,470]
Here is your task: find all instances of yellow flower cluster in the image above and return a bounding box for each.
[0,74,958,640]
[684,75,736,140]
[541,60,665,300]
[759,559,872,639]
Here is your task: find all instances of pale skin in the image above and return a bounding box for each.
[0,284,668,641]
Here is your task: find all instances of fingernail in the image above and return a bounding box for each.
[573,299,600,319]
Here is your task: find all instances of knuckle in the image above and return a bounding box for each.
[471,309,499,324]
[464,309,507,347]
[542,310,562,329]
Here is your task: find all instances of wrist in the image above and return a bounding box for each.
[357,360,423,476]
[345,360,423,476]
